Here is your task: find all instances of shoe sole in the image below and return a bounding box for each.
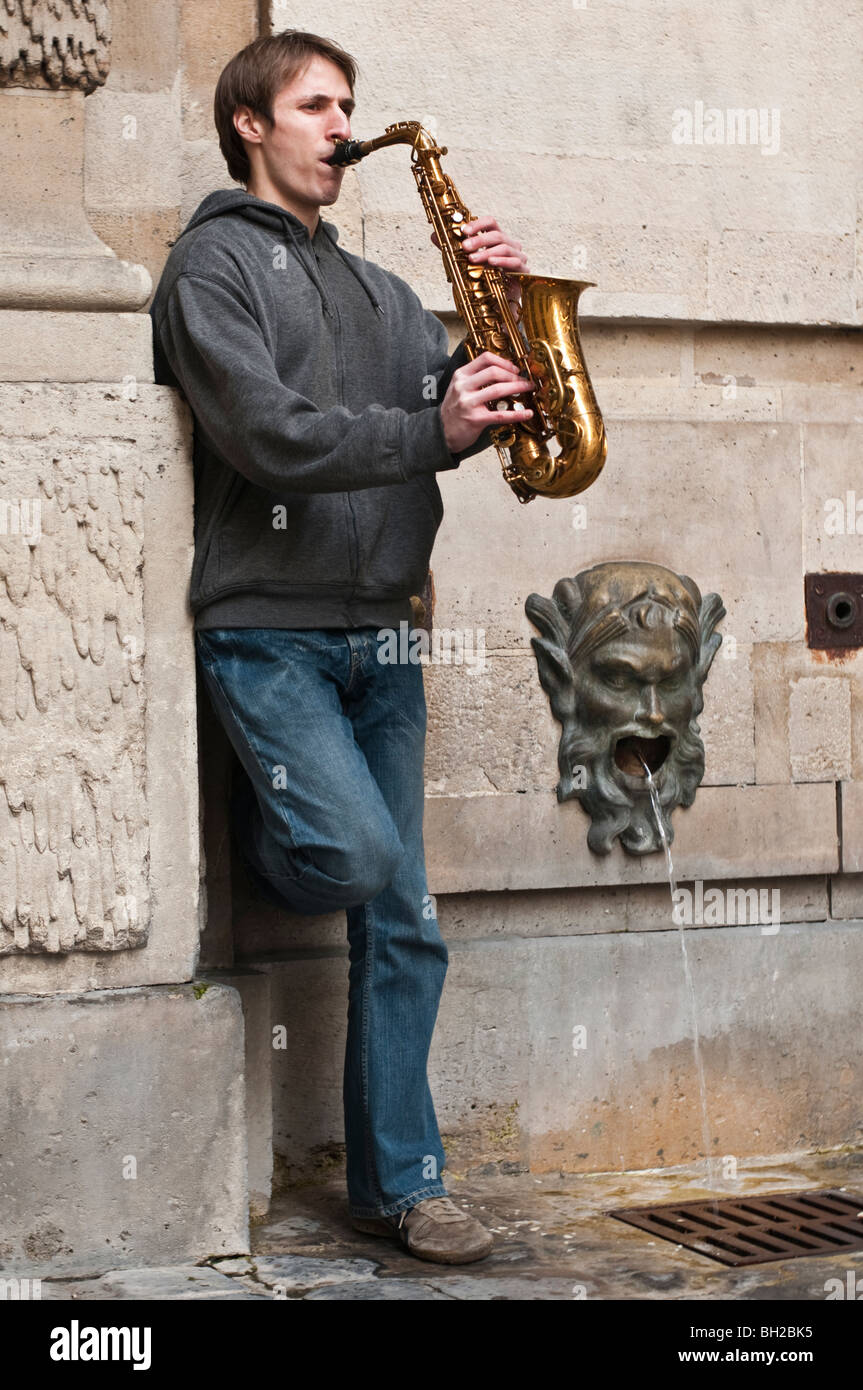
[351,1217,400,1238]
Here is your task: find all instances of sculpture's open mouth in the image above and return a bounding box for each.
[613,734,671,778]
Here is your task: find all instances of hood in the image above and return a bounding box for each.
[177,189,383,318]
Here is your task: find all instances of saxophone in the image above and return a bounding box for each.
[329,121,607,504]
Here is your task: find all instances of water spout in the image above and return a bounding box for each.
[638,752,717,1191]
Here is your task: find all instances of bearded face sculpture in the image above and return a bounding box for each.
[525,562,725,855]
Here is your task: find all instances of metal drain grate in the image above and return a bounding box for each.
[609,1188,863,1266]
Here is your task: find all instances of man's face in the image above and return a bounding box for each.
[574,625,696,783]
[235,54,354,212]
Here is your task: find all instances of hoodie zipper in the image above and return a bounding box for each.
[284,218,380,593]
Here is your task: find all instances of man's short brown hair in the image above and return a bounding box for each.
[214,30,358,185]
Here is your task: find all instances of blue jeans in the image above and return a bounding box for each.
[194,627,450,1218]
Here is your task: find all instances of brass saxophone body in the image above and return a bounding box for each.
[330,121,607,504]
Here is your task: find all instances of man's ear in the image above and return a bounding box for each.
[525,593,577,724]
[697,592,726,683]
[233,104,266,146]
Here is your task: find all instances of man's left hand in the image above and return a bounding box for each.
[431,215,528,318]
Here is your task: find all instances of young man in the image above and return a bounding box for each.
[150,30,534,1265]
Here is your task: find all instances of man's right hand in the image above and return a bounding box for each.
[440,351,535,455]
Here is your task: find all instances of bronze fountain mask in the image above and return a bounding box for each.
[525,562,725,854]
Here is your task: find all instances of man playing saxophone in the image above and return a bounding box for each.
[150,28,534,1266]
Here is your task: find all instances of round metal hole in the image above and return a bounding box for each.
[826,592,856,629]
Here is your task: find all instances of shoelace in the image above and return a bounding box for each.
[408,1196,467,1224]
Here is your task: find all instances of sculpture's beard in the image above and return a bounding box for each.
[557,720,705,855]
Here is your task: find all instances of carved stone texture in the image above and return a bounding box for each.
[526,561,725,857]
[0,436,149,953]
[0,0,111,94]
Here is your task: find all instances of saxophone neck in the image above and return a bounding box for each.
[330,122,444,166]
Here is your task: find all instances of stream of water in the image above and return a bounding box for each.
[639,757,717,1189]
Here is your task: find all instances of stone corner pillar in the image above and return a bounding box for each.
[0,4,247,1278]
[0,1,151,312]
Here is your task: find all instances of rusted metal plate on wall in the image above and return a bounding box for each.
[805,574,863,650]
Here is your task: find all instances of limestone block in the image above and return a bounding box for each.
[789,676,852,781]
[108,0,179,93]
[264,958,347,1179]
[697,640,755,784]
[0,385,199,994]
[0,438,150,955]
[198,967,273,1221]
[840,782,863,873]
[694,327,863,388]
[0,312,155,384]
[830,873,863,919]
[0,90,151,311]
[580,324,685,384]
[708,232,856,324]
[433,422,802,649]
[521,921,863,1171]
[430,940,529,1160]
[87,209,182,308]
[592,380,779,422]
[801,422,863,574]
[84,89,182,213]
[181,0,259,143]
[424,783,838,894]
[752,643,863,785]
[0,983,248,1277]
[435,876,828,941]
[424,654,558,797]
[781,385,863,423]
[181,139,235,227]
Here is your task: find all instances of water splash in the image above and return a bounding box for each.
[639,755,717,1190]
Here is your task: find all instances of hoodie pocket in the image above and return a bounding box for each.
[217,489,355,593]
[351,477,443,597]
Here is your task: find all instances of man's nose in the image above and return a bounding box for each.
[638,684,665,727]
[328,105,352,141]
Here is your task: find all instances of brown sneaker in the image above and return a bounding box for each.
[352,1196,493,1265]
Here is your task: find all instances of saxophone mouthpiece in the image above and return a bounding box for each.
[328,139,365,167]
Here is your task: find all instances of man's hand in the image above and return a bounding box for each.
[440,351,534,455]
[431,215,528,318]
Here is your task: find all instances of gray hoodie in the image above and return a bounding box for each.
[150,188,490,630]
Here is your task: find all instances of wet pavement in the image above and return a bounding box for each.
[40,1148,863,1300]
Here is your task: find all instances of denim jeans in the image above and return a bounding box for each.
[194,626,450,1218]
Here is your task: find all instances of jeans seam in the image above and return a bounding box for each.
[359,900,386,1210]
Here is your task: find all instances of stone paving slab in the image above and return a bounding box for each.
[36,1148,863,1300]
[41,1265,268,1300]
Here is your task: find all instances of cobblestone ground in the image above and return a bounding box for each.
[41,1150,863,1300]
